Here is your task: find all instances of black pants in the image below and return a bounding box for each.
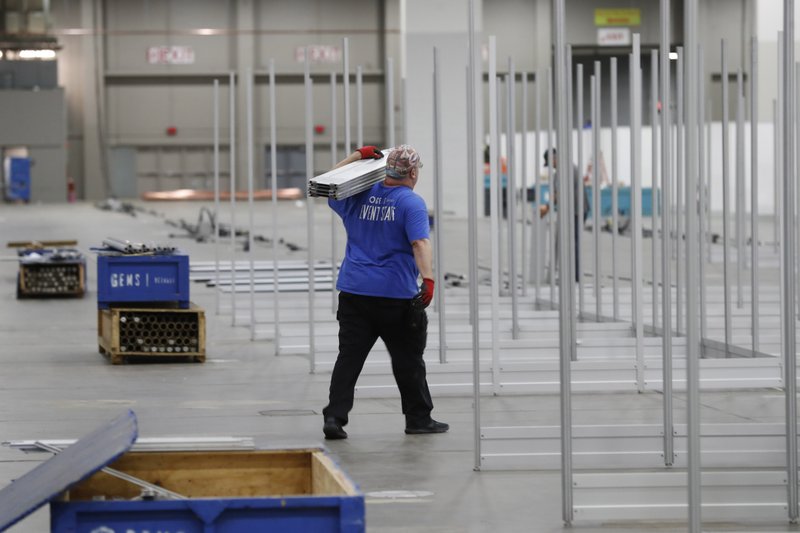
[323,291,434,426]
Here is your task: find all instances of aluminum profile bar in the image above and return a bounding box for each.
[553,0,574,523]
[707,99,713,265]
[213,79,220,316]
[356,65,364,148]
[433,47,447,363]
[651,50,660,330]
[782,0,798,521]
[576,63,585,317]
[534,70,542,302]
[660,0,674,466]
[698,49,708,344]
[547,68,556,306]
[611,57,619,321]
[330,72,339,315]
[631,37,645,394]
[751,38,759,352]
[567,45,577,363]
[736,70,745,309]
[343,37,351,154]
[777,32,783,260]
[387,57,396,148]
[246,68,256,341]
[229,71,237,327]
[488,36,501,396]
[305,50,316,372]
[676,49,684,335]
[521,72,529,296]
[684,0,702,529]
[498,78,506,298]
[593,62,602,320]
[467,0,481,471]
[269,61,280,354]
[721,40,732,356]
[507,58,520,339]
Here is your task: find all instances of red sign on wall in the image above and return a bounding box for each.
[147,46,196,65]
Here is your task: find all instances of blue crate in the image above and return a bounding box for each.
[51,495,365,533]
[6,157,31,202]
[97,254,190,308]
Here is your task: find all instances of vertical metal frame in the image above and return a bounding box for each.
[330,72,339,315]
[246,69,256,341]
[576,63,585,316]
[684,1,702,529]
[488,36,501,396]
[553,0,574,523]
[750,38,759,353]
[432,47,447,363]
[592,62,602,319]
[735,70,745,309]
[229,71,237,327]
[782,0,798,521]
[611,58,619,321]
[386,57,396,148]
[659,0,674,465]
[534,70,542,302]
[305,49,316,372]
[356,66,364,148]
[721,40,732,356]
[631,37,645,394]
[651,50,660,329]
[676,49,684,336]
[547,68,556,305]
[698,49,708,345]
[213,79,221,316]
[522,72,529,296]
[269,61,280,354]
[507,58,520,339]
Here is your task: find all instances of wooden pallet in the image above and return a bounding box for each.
[97,303,206,364]
[17,262,86,299]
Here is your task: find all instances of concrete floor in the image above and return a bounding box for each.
[1,200,799,532]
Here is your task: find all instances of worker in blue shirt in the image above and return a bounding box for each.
[322,144,449,440]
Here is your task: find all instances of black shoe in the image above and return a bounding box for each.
[323,417,347,440]
[405,419,449,435]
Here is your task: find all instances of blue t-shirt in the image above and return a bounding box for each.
[329,182,430,299]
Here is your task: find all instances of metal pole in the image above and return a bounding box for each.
[554,0,574,523]
[229,71,237,326]
[522,72,529,296]
[547,68,556,306]
[270,60,280,355]
[721,40,732,356]
[736,70,745,309]
[782,0,798,521]
[567,45,577,363]
[343,38,351,153]
[698,49,708,345]
[751,38,759,353]
[651,50,660,329]
[467,0,481,471]
[576,64,585,317]
[387,57,396,147]
[684,1,702,529]
[305,49,316,372]
[356,65,364,148]
[676,49,684,335]
[592,62,602,320]
[330,72,338,315]
[534,70,542,302]
[246,69,256,341]
[777,32,784,258]
[508,58,520,339]
[611,57,619,321]
[498,78,507,298]
[433,47,447,363]
[488,36,501,396]
[707,99,713,265]
[632,38,645,394]
[659,0,674,466]
[213,79,220,316]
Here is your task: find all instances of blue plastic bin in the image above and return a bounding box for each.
[97,254,190,308]
[6,157,31,202]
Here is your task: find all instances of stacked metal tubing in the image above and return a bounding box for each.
[23,264,82,294]
[103,237,177,255]
[118,312,200,354]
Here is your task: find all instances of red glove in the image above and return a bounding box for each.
[356,146,383,160]
[419,278,435,308]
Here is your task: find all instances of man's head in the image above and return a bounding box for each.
[543,148,557,169]
[385,144,423,187]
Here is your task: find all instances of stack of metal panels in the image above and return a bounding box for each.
[308,150,390,200]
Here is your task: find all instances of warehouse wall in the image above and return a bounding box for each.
[50,0,761,202]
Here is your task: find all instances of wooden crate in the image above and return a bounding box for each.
[97,303,206,364]
[17,262,85,299]
[52,448,364,532]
